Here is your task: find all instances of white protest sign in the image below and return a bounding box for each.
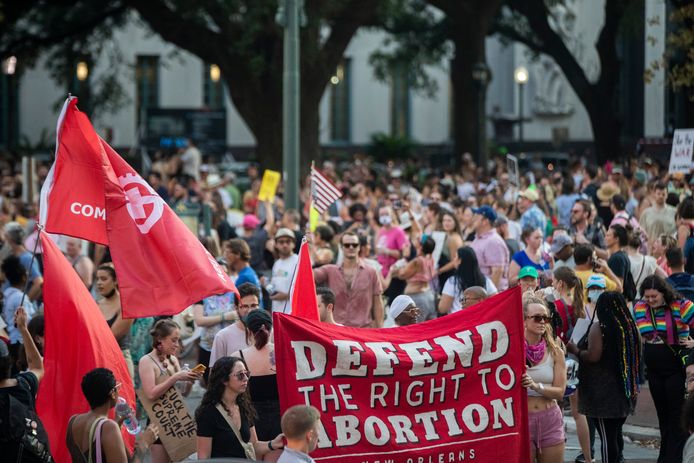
[669,129,694,174]
[507,154,519,186]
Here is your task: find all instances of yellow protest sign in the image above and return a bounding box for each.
[258,169,281,201]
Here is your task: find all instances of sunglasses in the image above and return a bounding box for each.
[526,315,551,324]
[111,382,122,394]
[342,243,359,248]
[233,370,251,381]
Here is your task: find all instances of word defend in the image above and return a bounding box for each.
[274,287,529,463]
[138,386,197,461]
[669,128,694,174]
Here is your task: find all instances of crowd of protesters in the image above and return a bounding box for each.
[5,149,694,462]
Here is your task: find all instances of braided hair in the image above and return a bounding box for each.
[594,292,641,409]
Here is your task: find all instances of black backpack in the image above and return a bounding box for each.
[0,376,52,463]
[623,264,637,302]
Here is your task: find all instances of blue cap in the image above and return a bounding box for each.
[472,205,498,223]
[586,274,607,289]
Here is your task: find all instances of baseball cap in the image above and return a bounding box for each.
[275,228,296,240]
[243,214,261,230]
[518,266,539,280]
[472,205,497,223]
[519,188,539,202]
[586,274,607,289]
[389,295,415,320]
[550,234,573,255]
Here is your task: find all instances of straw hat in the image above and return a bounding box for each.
[596,182,620,202]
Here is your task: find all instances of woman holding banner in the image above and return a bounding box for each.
[195,356,284,460]
[139,319,201,463]
[521,295,567,463]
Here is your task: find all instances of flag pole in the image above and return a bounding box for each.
[282,236,307,314]
[20,224,43,307]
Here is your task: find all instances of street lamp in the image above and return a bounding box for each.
[209,64,221,82]
[514,66,528,144]
[2,56,17,75]
[76,61,89,81]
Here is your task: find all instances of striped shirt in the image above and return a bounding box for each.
[633,299,694,343]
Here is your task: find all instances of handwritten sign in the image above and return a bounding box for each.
[669,129,694,174]
[138,387,196,462]
[507,154,519,186]
[258,169,281,201]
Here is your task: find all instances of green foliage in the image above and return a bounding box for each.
[663,4,694,98]
[367,132,415,161]
[369,0,451,97]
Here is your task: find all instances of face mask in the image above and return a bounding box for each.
[588,289,603,302]
[379,215,392,226]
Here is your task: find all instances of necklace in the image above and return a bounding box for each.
[149,353,169,370]
[220,400,239,418]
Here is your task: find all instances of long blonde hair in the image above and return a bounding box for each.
[523,295,561,355]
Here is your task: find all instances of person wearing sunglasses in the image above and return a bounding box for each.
[520,295,567,463]
[196,356,284,460]
[389,295,421,327]
[67,368,130,463]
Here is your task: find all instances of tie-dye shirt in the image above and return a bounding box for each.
[633,299,694,343]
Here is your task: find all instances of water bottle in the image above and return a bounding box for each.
[115,397,141,435]
[182,363,190,372]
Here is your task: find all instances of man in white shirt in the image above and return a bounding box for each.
[180,138,202,181]
[209,283,259,367]
[270,228,299,312]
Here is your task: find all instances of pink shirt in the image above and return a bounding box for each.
[314,261,383,327]
[470,229,510,290]
[375,226,408,276]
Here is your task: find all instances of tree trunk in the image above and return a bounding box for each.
[451,19,487,166]
[587,96,621,165]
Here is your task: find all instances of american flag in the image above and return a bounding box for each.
[311,165,342,214]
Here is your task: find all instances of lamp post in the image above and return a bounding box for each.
[514,66,528,144]
[2,57,18,149]
[276,0,305,210]
[472,62,491,169]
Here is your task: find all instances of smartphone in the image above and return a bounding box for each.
[191,364,207,374]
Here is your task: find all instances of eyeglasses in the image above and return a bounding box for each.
[239,303,260,310]
[525,315,551,323]
[276,239,293,245]
[461,296,482,304]
[232,371,251,381]
[111,382,122,394]
[342,243,359,248]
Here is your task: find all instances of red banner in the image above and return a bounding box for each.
[274,287,529,463]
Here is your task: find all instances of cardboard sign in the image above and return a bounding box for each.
[506,154,519,186]
[274,287,530,463]
[258,169,281,201]
[669,129,694,174]
[138,387,197,462]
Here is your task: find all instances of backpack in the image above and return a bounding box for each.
[623,263,637,302]
[0,376,52,463]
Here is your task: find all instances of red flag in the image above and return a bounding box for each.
[39,98,108,245]
[40,97,238,318]
[290,240,319,320]
[100,138,237,318]
[36,233,135,462]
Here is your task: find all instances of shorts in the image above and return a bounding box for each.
[528,404,565,451]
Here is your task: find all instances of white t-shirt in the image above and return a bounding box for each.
[181,146,202,180]
[442,276,497,313]
[629,253,659,298]
[271,254,299,312]
[209,323,249,368]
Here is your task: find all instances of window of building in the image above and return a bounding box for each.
[135,55,159,122]
[204,63,224,109]
[390,63,411,138]
[330,59,351,142]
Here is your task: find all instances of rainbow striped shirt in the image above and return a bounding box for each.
[633,299,694,342]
